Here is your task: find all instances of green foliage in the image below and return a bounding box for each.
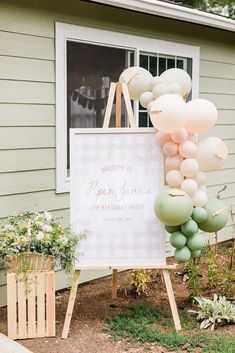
[105,301,235,353]
[126,269,153,296]
[186,259,202,300]
[195,295,235,330]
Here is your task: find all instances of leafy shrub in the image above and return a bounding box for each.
[126,269,153,296]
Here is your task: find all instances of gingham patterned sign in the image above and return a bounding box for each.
[70,128,166,268]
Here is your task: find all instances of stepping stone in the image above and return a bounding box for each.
[0,333,33,353]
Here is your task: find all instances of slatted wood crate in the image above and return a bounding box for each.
[7,271,55,339]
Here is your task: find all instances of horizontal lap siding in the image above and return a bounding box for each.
[0,0,235,306]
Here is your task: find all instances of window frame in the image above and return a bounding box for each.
[56,22,200,193]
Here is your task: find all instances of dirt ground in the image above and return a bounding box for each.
[0,254,234,353]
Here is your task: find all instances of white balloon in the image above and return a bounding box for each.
[160,68,192,97]
[192,190,208,207]
[119,66,150,83]
[166,170,184,187]
[193,171,206,185]
[185,99,218,133]
[196,137,228,171]
[180,178,198,195]
[180,158,199,177]
[150,94,187,133]
[149,76,164,91]
[147,100,155,113]
[140,91,154,108]
[152,83,169,99]
[179,141,197,158]
[168,82,183,95]
[128,72,153,101]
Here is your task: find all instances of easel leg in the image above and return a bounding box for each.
[61,270,81,339]
[112,269,118,299]
[162,269,181,331]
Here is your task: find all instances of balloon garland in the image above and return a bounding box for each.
[119,66,229,263]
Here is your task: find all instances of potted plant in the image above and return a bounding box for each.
[0,211,85,274]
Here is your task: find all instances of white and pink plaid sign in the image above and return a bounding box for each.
[70,128,166,268]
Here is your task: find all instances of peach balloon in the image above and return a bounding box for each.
[192,190,208,207]
[188,132,197,143]
[150,94,187,133]
[171,128,188,144]
[185,99,218,133]
[193,171,206,185]
[196,137,228,171]
[163,141,178,157]
[180,158,199,177]
[179,141,197,158]
[166,170,184,187]
[155,131,171,146]
[165,154,183,170]
[180,178,198,195]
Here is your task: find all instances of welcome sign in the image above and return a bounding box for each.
[70,128,166,268]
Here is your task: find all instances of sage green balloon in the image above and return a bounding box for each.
[154,188,193,226]
[191,249,202,258]
[174,246,191,263]
[198,198,229,233]
[191,207,208,224]
[170,231,187,249]
[165,224,181,234]
[181,219,198,236]
[187,233,204,251]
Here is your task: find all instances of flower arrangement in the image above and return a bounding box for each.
[0,211,84,273]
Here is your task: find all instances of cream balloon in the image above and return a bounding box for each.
[179,141,197,158]
[155,131,171,146]
[171,128,188,144]
[180,178,198,196]
[198,185,207,193]
[160,68,192,97]
[185,99,218,133]
[163,141,178,157]
[152,83,168,99]
[180,158,199,177]
[147,100,155,113]
[150,94,187,133]
[188,132,197,143]
[193,171,206,185]
[166,170,184,187]
[192,190,208,207]
[119,66,150,83]
[149,76,164,91]
[128,72,153,101]
[165,154,183,170]
[140,91,154,108]
[196,137,228,171]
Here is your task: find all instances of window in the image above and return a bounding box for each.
[56,23,199,192]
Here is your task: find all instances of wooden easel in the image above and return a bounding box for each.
[61,82,181,339]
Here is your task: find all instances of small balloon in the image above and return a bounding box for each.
[160,68,192,98]
[155,131,171,146]
[166,170,184,187]
[171,128,188,144]
[198,185,207,193]
[170,231,187,249]
[150,94,187,133]
[191,190,208,207]
[139,91,154,108]
[196,137,228,171]
[188,132,197,143]
[179,141,197,158]
[152,83,169,98]
[181,219,198,236]
[193,171,206,185]
[180,178,198,196]
[187,233,204,251]
[165,224,181,234]
[149,76,164,91]
[191,249,202,258]
[163,141,179,157]
[174,246,191,263]
[128,72,153,101]
[191,207,208,223]
[165,154,183,171]
[147,100,155,113]
[180,158,199,177]
[185,99,218,133]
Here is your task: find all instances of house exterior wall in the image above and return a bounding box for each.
[0,0,234,306]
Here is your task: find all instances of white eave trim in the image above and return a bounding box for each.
[89,0,235,32]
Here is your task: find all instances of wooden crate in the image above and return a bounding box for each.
[7,271,55,339]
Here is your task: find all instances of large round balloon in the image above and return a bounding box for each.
[128,72,153,101]
[154,188,193,226]
[185,99,218,133]
[196,137,228,171]
[160,68,192,98]
[119,66,150,84]
[187,233,204,251]
[150,94,187,133]
[198,198,229,232]
[174,246,191,263]
[170,231,187,249]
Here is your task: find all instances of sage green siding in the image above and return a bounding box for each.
[0,0,235,306]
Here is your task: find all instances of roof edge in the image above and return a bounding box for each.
[88,0,235,32]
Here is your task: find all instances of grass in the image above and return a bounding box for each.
[104,301,235,353]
